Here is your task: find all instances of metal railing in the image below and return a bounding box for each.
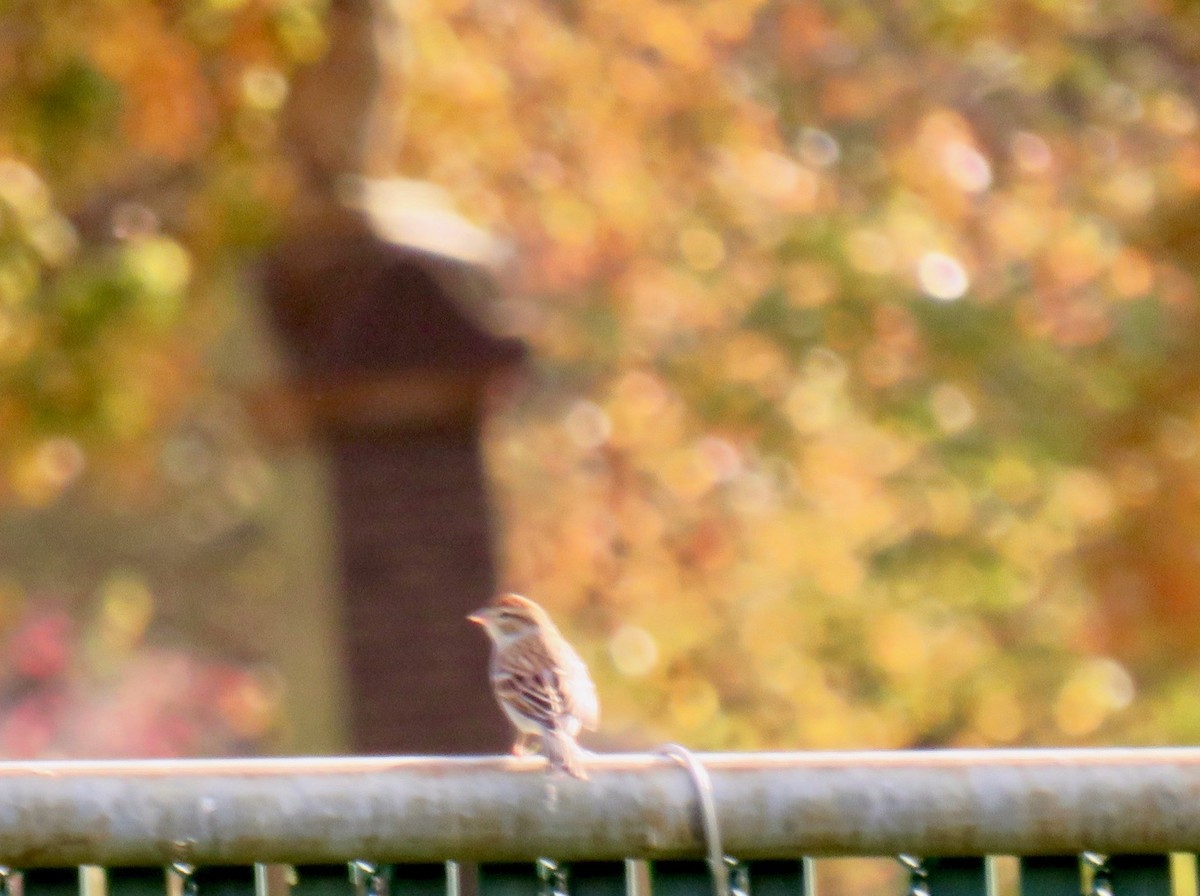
[0,749,1194,896]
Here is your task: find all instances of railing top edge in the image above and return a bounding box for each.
[0,745,1196,776]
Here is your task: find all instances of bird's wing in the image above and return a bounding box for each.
[492,636,569,732]
[493,634,600,734]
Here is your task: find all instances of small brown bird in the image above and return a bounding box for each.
[469,593,599,779]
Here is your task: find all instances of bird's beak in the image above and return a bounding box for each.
[467,610,487,625]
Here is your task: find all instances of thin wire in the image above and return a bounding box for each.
[537,858,570,896]
[349,861,388,896]
[170,863,198,896]
[898,855,930,896]
[1084,852,1113,896]
[657,744,728,896]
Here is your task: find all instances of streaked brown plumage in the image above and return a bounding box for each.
[469,593,599,779]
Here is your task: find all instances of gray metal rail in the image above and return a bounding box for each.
[0,748,1194,867]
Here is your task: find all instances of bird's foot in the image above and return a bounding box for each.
[511,734,537,756]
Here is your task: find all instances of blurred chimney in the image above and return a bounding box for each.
[262,0,523,753]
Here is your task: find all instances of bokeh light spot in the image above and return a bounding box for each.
[241,65,289,111]
[941,141,992,193]
[1153,91,1197,135]
[98,571,155,653]
[1054,468,1115,530]
[1158,415,1197,460]
[609,624,658,677]
[917,251,969,301]
[1110,248,1154,298]
[218,666,284,739]
[0,159,49,217]
[929,383,976,434]
[1011,131,1053,173]
[1054,657,1135,737]
[112,202,160,241]
[126,237,191,296]
[28,215,78,266]
[36,437,85,492]
[1109,169,1157,216]
[695,436,742,484]
[804,346,849,385]
[564,400,611,450]
[796,127,840,167]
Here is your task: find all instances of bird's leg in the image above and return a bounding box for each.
[511,732,536,756]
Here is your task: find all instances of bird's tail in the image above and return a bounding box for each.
[545,731,589,780]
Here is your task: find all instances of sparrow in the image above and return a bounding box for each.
[469,593,599,779]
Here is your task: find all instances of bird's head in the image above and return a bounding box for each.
[468,592,550,644]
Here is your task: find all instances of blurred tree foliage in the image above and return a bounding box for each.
[0,0,321,503]
[398,0,1200,748]
[8,0,1200,756]
[0,0,325,753]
